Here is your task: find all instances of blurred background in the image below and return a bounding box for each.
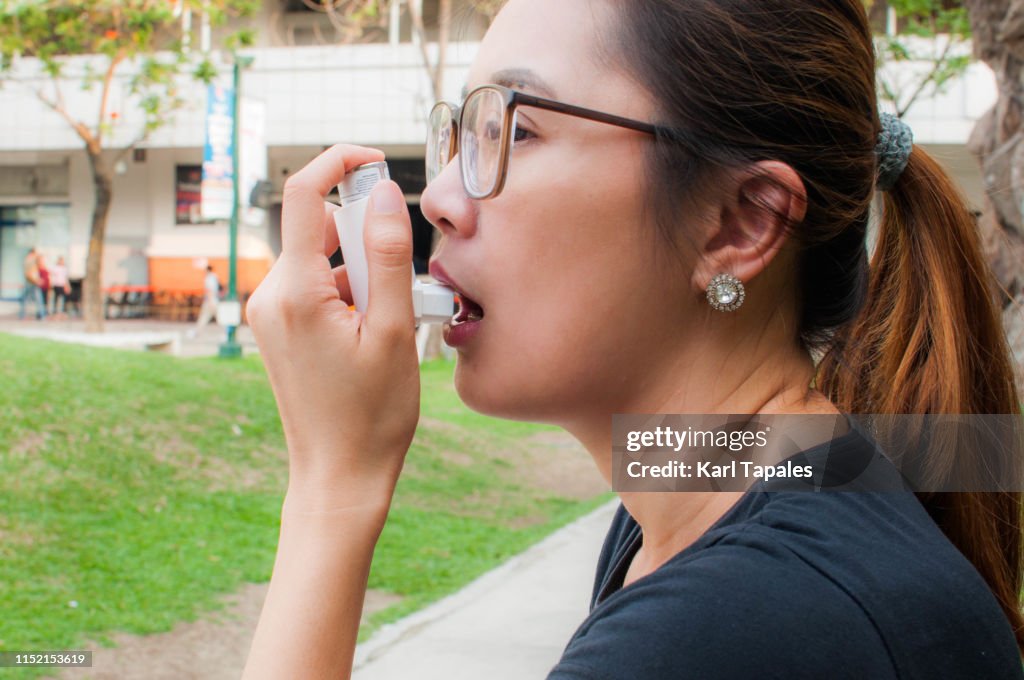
[0,1,1008,328]
[2,1,1024,679]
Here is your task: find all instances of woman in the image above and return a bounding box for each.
[49,255,70,318]
[35,254,50,320]
[241,1,1024,677]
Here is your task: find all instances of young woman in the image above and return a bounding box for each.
[241,1,1024,677]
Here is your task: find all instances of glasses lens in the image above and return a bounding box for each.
[426,103,454,186]
[461,88,507,198]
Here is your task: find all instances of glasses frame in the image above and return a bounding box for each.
[428,84,671,200]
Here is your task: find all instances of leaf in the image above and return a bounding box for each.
[193,59,218,84]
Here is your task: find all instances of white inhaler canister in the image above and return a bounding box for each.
[334,161,455,324]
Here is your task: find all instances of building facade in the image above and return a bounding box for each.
[0,1,997,300]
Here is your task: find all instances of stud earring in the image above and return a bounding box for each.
[706,273,745,312]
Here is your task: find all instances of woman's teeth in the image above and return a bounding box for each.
[452,295,485,325]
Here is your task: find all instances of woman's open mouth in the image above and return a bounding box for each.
[444,292,485,347]
[429,261,485,348]
[451,294,484,325]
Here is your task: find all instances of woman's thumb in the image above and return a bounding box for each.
[363,180,415,335]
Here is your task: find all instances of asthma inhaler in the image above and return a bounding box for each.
[334,161,455,324]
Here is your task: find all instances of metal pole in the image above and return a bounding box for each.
[218,57,247,359]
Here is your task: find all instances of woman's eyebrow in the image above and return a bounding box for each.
[460,68,558,100]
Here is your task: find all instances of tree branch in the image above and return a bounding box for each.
[897,35,955,118]
[436,0,449,98]
[408,0,440,100]
[96,49,126,149]
[30,81,98,151]
[112,129,151,166]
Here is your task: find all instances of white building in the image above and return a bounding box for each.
[0,1,997,301]
[0,1,487,300]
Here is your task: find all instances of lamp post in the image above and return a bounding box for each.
[218,54,254,359]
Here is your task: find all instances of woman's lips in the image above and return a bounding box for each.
[430,262,485,348]
[442,315,482,347]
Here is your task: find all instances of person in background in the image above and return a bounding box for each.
[48,256,70,318]
[187,265,221,338]
[18,247,45,321]
[36,254,50,319]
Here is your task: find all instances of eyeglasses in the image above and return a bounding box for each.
[426,84,669,200]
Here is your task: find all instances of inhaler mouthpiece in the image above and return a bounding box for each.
[335,161,455,325]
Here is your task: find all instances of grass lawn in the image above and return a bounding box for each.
[0,333,611,678]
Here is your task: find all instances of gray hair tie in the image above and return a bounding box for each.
[875,113,914,192]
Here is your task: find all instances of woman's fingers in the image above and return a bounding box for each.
[363,181,415,338]
[332,265,353,305]
[281,145,385,257]
[323,202,342,258]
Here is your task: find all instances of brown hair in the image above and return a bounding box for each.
[602,0,1024,651]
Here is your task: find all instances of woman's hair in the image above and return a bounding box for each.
[600,0,1024,651]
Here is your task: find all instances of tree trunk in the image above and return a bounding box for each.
[963,0,1024,365]
[84,151,113,333]
[435,0,450,99]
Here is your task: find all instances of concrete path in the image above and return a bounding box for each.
[352,500,619,680]
[0,314,258,358]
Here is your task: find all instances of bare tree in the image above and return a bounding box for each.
[407,0,452,101]
[963,0,1024,344]
[867,0,973,118]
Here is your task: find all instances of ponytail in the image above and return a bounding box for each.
[602,0,1024,651]
[816,146,1024,651]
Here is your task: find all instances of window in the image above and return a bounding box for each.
[175,165,218,225]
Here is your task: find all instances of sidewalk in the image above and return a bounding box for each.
[0,312,258,358]
[352,499,619,680]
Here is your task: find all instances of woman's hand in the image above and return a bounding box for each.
[246,144,421,514]
[242,145,421,679]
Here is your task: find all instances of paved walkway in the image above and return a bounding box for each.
[353,499,618,680]
[0,313,258,358]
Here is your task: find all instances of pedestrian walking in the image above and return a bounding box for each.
[188,265,221,338]
[18,247,45,320]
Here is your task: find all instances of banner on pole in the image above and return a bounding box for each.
[239,98,268,228]
[201,82,235,221]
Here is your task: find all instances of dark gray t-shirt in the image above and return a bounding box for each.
[548,419,1023,679]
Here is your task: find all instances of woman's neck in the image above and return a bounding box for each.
[565,338,843,580]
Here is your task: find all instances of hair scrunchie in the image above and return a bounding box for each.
[875,112,914,192]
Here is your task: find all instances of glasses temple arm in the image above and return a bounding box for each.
[511,91,662,136]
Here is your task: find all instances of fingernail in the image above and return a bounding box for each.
[370,181,405,215]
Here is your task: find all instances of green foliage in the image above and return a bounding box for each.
[0,0,258,152]
[0,336,609,676]
[192,57,218,84]
[1,1,256,63]
[869,0,973,117]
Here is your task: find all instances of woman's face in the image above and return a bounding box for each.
[422,0,703,424]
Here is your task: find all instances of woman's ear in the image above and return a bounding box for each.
[691,160,807,293]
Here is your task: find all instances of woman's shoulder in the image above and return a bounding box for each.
[556,498,896,679]
[553,493,1023,680]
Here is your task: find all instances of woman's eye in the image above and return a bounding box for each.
[513,125,534,144]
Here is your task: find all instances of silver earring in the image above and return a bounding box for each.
[706,273,745,312]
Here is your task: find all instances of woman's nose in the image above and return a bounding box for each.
[420,155,478,240]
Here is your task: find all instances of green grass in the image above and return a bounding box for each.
[0,334,611,678]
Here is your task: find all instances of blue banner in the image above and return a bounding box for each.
[201,82,235,221]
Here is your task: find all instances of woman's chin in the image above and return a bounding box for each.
[452,362,553,423]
